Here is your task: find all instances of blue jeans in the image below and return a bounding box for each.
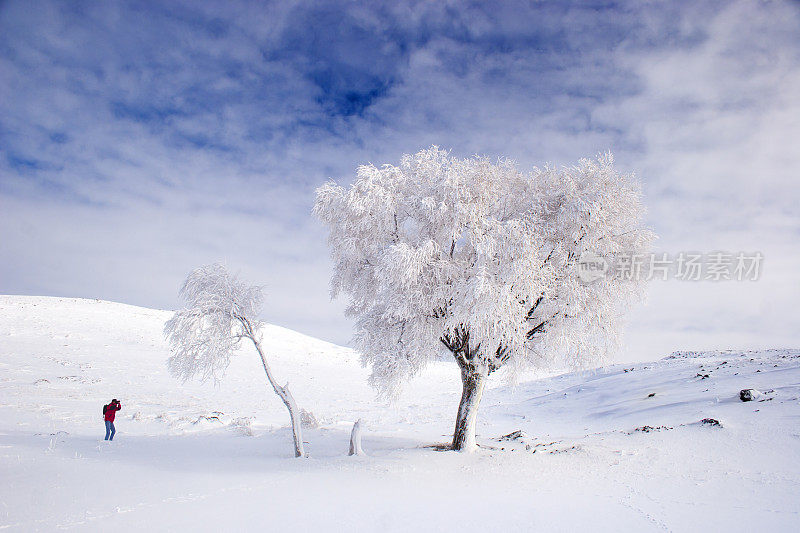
[105,420,116,441]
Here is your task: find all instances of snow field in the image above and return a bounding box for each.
[1,296,798,531]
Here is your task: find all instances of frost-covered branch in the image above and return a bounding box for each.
[314,147,655,451]
[164,264,306,457]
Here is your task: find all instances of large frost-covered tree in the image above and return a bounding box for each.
[164,264,305,457]
[314,147,653,452]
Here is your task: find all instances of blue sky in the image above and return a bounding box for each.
[1,0,799,357]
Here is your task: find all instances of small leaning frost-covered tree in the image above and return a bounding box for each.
[314,147,654,452]
[164,264,305,457]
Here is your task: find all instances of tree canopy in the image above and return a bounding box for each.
[315,147,654,399]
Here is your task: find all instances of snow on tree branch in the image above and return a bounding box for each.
[314,147,655,401]
[164,264,263,383]
[164,264,306,457]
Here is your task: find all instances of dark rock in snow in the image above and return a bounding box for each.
[500,430,529,441]
[647,392,656,398]
[740,389,761,402]
[701,418,722,427]
[633,425,672,433]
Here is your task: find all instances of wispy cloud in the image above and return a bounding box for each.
[1,0,798,355]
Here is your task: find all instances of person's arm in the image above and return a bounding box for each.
[116,403,122,412]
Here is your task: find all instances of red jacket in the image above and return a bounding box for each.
[104,403,121,422]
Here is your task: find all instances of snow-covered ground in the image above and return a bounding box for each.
[1,295,798,531]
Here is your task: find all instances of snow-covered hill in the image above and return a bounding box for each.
[1,295,799,531]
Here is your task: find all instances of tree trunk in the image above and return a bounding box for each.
[452,363,489,452]
[250,337,306,458]
[349,418,364,456]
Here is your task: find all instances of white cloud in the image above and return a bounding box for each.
[1,0,798,354]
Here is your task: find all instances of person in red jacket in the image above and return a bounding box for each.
[103,399,121,441]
